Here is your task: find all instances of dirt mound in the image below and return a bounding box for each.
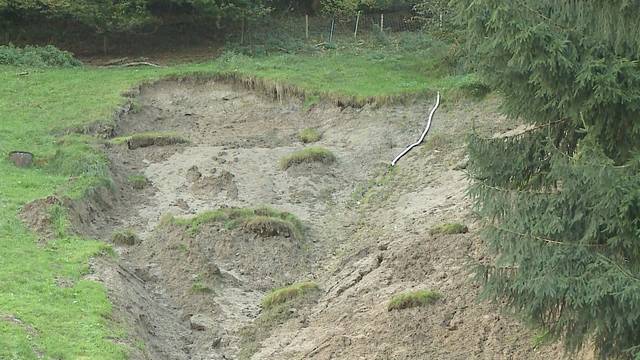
[20,196,64,243]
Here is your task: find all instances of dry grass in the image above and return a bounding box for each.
[298,128,322,143]
[429,222,468,235]
[110,132,188,149]
[279,147,335,170]
[111,229,139,246]
[261,282,319,310]
[388,290,441,311]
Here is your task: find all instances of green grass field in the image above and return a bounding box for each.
[0,36,477,358]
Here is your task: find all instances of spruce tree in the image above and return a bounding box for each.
[454,1,640,358]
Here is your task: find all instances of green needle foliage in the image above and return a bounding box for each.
[456,1,640,358]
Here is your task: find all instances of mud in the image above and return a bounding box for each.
[51,79,571,359]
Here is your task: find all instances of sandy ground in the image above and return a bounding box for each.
[35,79,574,359]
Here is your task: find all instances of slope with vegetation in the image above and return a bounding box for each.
[0,27,473,358]
[459,0,640,358]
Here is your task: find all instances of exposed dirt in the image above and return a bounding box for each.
[57,79,574,359]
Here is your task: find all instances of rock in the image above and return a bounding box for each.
[190,314,216,331]
[8,151,33,168]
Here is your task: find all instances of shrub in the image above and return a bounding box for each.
[429,222,468,235]
[388,290,441,311]
[298,128,322,143]
[261,282,319,310]
[279,147,335,170]
[0,45,82,67]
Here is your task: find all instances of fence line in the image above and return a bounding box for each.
[229,13,427,47]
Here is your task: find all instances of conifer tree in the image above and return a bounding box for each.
[455,1,640,358]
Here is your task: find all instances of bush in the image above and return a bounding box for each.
[388,290,441,311]
[261,282,319,309]
[0,45,82,67]
[279,147,336,170]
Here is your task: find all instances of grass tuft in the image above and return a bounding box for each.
[429,222,469,235]
[388,290,442,311]
[298,128,322,143]
[110,132,188,149]
[127,174,149,190]
[261,282,319,310]
[279,147,335,170]
[111,229,139,246]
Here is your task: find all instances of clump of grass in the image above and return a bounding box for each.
[111,229,139,246]
[429,222,469,235]
[388,290,442,311]
[110,132,188,149]
[298,128,322,143]
[172,207,304,239]
[191,282,214,294]
[127,174,149,190]
[279,147,335,170]
[261,282,319,310]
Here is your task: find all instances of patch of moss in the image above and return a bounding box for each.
[429,222,468,235]
[388,290,441,311]
[279,147,335,170]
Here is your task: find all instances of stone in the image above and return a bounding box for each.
[190,314,216,331]
[8,151,33,168]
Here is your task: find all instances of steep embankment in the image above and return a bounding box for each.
[71,78,564,359]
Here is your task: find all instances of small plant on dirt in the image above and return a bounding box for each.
[429,222,468,235]
[388,290,442,311]
[173,207,304,239]
[261,282,319,310]
[191,282,214,294]
[298,128,322,143]
[127,174,149,190]
[279,147,335,170]
[110,132,188,149]
[111,229,139,246]
[191,273,214,294]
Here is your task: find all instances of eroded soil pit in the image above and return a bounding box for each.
[81,79,565,359]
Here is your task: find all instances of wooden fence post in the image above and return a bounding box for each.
[329,18,335,43]
[305,14,309,39]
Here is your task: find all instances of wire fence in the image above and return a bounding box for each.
[229,13,427,48]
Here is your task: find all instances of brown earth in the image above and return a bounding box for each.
[41,78,582,359]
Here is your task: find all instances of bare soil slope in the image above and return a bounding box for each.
[77,79,565,359]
